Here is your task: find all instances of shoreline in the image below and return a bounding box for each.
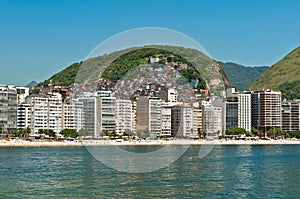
[1,139,300,147]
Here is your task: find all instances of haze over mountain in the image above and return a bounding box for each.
[249,46,300,99]
[25,81,38,88]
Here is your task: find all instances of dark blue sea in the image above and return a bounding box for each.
[1,145,300,198]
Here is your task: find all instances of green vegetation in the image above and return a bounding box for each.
[123,130,135,136]
[38,129,56,137]
[249,46,300,99]
[102,130,117,137]
[39,62,82,86]
[8,128,31,138]
[290,130,300,139]
[181,67,207,90]
[102,48,207,89]
[60,129,78,138]
[78,129,90,136]
[220,62,268,91]
[39,45,232,94]
[226,128,247,135]
[251,127,263,137]
[267,128,285,139]
[278,80,300,99]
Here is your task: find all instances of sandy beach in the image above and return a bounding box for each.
[1,138,300,147]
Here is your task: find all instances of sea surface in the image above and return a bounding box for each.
[1,145,300,198]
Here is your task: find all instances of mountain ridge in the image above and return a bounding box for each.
[40,45,233,94]
[219,62,268,91]
[249,46,300,99]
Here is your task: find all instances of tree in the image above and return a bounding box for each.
[226,128,246,135]
[78,129,90,137]
[251,127,263,137]
[268,128,284,139]
[123,130,134,136]
[18,128,30,138]
[290,130,300,139]
[60,129,78,138]
[102,130,117,137]
[38,129,56,137]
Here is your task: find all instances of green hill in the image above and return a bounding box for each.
[220,62,268,91]
[40,45,233,94]
[249,46,300,99]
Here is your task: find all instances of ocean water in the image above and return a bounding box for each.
[1,145,300,198]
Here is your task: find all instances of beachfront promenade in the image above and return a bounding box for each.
[1,138,300,147]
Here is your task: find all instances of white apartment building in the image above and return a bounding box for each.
[116,99,133,135]
[160,104,172,137]
[167,88,178,103]
[16,103,31,130]
[203,105,222,136]
[238,93,251,132]
[62,100,84,132]
[26,94,62,134]
[0,84,17,132]
[16,86,29,104]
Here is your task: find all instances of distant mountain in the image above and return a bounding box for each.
[219,62,268,91]
[249,47,300,99]
[26,81,38,88]
[40,45,233,94]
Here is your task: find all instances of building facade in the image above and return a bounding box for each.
[238,93,251,132]
[136,96,162,137]
[62,100,84,132]
[282,100,300,132]
[251,90,282,134]
[171,104,192,138]
[225,101,238,130]
[26,94,63,134]
[191,107,203,137]
[116,99,133,135]
[160,104,172,137]
[0,85,17,132]
[16,103,31,130]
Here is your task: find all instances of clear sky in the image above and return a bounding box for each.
[1,0,300,86]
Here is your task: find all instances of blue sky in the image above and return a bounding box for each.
[1,0,300,86]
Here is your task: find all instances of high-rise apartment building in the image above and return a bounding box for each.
[116,99,133,135]
[171,104,192,138]
[62,100,84,132]
[251,90,281,134]
[160,104,172,137]
[282,100,300,132]
[225,101,238,130]
[203,105,223,136]
[191,106,203,137]
[16,103,31,130]
[79,91,116,137]
[0,84,17,132]
[136,96,162,137]
[238,93,251,132]
[26,94,62,134]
